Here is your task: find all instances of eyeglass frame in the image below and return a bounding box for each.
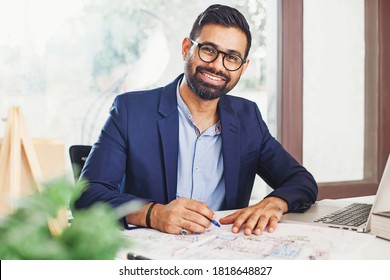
[189,38,247,72]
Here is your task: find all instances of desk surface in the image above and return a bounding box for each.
[120,196,390,260]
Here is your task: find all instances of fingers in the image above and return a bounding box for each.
[220,209,265,234]
[219,211,240,225]
[239,212,281,236]
[153,198,214,235]
[176,198,214,231]
[151,197,286,236]
[266,216,279,233]
[222,197,287,236]
[182,198,215,222]
[177,213,210,234]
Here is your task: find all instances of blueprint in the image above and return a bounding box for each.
[121,219,375,260]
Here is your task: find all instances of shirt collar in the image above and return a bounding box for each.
[176,80,221,136]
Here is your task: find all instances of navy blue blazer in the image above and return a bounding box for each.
[75,74,317,213]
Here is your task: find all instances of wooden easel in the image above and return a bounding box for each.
[0,106,43,216]
[0,106,68,235]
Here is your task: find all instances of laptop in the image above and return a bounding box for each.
[281,154,390,233]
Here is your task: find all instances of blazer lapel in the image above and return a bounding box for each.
[218,98,241,210]
[156,75,241,207]
[157,76,182,202]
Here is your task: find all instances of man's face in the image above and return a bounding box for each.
[183,24,249,100]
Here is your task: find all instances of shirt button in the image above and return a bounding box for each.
[195,167,199,171]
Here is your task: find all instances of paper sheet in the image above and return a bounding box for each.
[121,221,375,260]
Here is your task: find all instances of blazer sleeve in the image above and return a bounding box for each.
[74,95,148,211]
[254,104,318,212]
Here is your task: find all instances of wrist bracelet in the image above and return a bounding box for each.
[145,201,157,228]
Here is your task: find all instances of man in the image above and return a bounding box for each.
[75,4,317,236]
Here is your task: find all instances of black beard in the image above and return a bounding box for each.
[185,65,232,100]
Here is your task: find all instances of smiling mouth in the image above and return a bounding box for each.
[202,71,224,82]
[198,70,228,85]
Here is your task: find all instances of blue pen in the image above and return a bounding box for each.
[176,193,221,227]
[210,219,221,227]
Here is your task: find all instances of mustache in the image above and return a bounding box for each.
[195,66,230,82]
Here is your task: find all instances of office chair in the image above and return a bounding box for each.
[69,145,92,182]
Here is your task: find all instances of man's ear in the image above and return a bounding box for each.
[181,37,192,60]
[240,58,250,75]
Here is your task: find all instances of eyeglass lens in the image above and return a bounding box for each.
[198,45,243,71]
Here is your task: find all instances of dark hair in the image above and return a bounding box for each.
[189,4,252,59]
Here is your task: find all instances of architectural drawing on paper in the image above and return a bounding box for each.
[122,222,373,260]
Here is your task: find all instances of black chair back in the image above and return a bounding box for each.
[69,145,92,182]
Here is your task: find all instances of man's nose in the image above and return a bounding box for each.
[207,52,226,72]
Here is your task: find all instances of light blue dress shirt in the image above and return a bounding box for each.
[176,83,225,210]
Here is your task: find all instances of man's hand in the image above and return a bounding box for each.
[152,198,216,234]
[126,198,215,235]
[219,197,288,235]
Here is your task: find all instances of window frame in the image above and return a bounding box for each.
[279,0,390,199]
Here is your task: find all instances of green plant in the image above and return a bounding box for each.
[0,177,135,260]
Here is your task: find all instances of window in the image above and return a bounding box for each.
[303,0,365,182]
[280,0,390,199]
[0,0,277,201]
[0,0,271,142]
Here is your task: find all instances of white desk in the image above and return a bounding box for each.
[120,196,390,260]
[282,195,390,259]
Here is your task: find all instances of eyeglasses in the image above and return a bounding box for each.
[189,39,246,71]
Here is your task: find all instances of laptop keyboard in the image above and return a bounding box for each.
[314,203,372,227]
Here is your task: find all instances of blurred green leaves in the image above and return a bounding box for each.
[0,177,132,260]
